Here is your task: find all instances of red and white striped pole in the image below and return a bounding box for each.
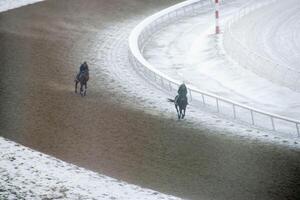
[215,0,220,34]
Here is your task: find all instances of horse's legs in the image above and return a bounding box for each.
[75,81,78,93]
[175,104,180,119]
[84,83,87,96]
[179,108,183,119]
[182,108,186,119]
[80,83,83,96]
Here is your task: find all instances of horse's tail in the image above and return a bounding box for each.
[167,98,175,102]
[75,73,79,82]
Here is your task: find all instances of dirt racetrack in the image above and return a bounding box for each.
[0,0,300,199]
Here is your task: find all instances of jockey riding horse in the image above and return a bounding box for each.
[176,82,188,105]
[75,61,89,96]
[170,82,188,119]
[76,61,89,81]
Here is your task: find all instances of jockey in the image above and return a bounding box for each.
[80,61,89,73]
[77,61,89,80]
[176,82,188,104]
[178,82,187,97]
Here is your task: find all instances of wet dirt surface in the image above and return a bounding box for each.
[0,0,299,199]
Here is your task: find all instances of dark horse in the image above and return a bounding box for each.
[75,70,89,96]
[168,95,188,119]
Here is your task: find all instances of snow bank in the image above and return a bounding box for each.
[0,137,182,200]
[0,0,45,12]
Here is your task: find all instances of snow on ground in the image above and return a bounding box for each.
[143,0,300,123]
[0,137,181,200]
[231,0,300,71]
[0,0,44,12]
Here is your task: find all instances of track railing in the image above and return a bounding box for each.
[128,0,300,137]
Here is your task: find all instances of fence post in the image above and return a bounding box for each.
[216,98,220,112]
[233,104,236,119]
[202,94,205,105]
[250,110,254,125]
[271,117,275,131]
[189,89,192,102]
[296,123,300,137]
[215,0,220,34]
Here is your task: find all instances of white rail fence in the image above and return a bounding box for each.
[128,0,300,137]
[223,0,300,92]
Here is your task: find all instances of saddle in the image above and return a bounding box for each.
[175,95,187,105]
[77,70,89,81]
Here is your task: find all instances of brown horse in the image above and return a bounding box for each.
[75,70,89,96]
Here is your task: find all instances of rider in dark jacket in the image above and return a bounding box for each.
[178,83,187,97]
[77,61,89,80]
[80,61,89,73]
[176,82,188,104]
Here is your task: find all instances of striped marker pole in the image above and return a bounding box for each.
[215,0,220,34]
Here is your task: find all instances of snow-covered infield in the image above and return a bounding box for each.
[0,137,182,200]
[129,0,300,137]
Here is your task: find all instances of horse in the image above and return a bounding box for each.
[168,95,188,119]
[75,70,89,96]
